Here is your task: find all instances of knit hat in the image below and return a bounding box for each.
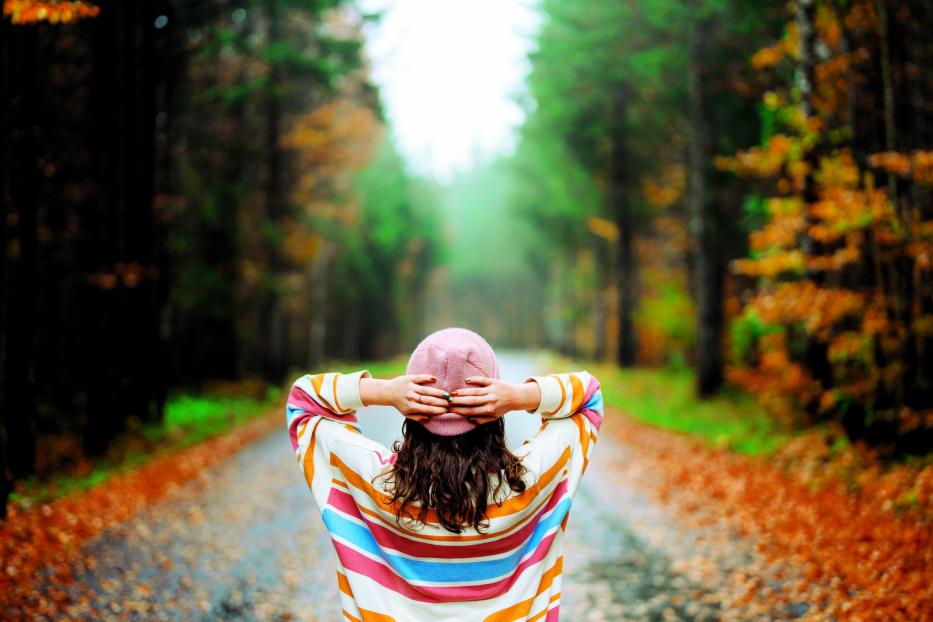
[406,327,499,436]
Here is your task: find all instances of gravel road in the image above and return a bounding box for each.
[44,353,788,621]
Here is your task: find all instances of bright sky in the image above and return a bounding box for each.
[359,0,541,180]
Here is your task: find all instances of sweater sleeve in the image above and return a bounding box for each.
[286,370,395,507]
[515,371,604,491]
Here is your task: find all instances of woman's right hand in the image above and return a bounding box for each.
[360,375,451,423]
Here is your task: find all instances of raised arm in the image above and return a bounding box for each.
[524,371,603,430]
[519,371,603,484]
[285,370,461,506]
[285,370,371,455]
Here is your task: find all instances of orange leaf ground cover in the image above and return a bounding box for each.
[0,411,280,619]
[604,408,933,621]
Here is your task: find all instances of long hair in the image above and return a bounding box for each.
[381,418,528,533]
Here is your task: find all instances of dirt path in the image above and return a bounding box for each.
[40,353,794,621]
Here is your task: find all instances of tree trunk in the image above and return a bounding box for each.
[0,20,40,515]
[687,14,723,396]
[308,240,334,370]
[608,87,637,366]
[261,0,289,383]
[876,0,898,202]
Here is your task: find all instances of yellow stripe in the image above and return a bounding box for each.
[483,556,563,622]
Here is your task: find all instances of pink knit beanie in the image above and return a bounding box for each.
[406,327,499,436]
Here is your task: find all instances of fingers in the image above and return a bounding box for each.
[406,388,447,408]
[416,385,450,401]
[450,387,486,397]
[409,374,437,385]
[417,395,449,408]
[465,376,494,386]
[449,394,491,406]
[467,416,498,425]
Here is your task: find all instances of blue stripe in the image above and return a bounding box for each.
[321,496,572,583]
[583,390,604,414]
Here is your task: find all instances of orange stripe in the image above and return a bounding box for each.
[569,374,585,414]
[331,446,571,524]
[549,374,566,415]
[337,571,354,597]
[301,419,324,489]
[483,556,563,622]
[311,373,338,413]
[352,476,559,543]
[343,611,361,622]
[333,373,347,412]
[338,572,393,620]
[359,608,396,622]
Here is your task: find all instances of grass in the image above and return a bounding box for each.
[552,356,790,455]
[10,360,411,508]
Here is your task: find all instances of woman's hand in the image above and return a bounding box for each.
[360,375,451,423]
[447,377,541,424]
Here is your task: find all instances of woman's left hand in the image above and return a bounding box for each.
[447,377,540,424]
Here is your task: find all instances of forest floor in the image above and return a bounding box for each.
[2,352,930,621]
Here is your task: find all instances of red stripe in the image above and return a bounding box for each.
[580,377,603,430]
[545,605,560,621]
[326,480,570,559]
[332,529,559,603]
[287,384,357,450]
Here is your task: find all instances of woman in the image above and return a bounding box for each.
[286,327,603,621]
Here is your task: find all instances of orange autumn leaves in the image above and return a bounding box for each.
[718,0,933,434]
[3,0,99,24]
[0,413,281,619]
[602,408,933,621]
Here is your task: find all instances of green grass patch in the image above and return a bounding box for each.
[554,357,789,455]
[10,358,423,509]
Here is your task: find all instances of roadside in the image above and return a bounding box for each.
[3,353,930,620]
[554,354,932,620]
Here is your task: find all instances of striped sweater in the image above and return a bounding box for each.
[286,370,604,622]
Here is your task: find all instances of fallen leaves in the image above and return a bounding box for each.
[603,408,933,621]
[0,411,280,619]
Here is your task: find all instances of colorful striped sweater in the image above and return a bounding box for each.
[286,370,604,622]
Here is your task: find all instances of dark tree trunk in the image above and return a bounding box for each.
[0,21,41,515]
[84,0,164,453]
[687,14,723,397]
[608,87,637,367]
[260,0,289,383]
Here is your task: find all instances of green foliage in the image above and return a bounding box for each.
[730,308,783,361]
[159,388,279,447]
[635,282,697,367]
[595,362,789,455]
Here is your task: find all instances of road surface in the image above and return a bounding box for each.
[45,352,783,621]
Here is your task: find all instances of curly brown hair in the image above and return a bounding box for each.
[380,418,528,534]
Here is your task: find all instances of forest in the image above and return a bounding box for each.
[0,0,931,617]
[2,0,931,511]
[1,0,444,513]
